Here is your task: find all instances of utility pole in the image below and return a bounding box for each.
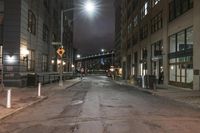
[0,44,4,92]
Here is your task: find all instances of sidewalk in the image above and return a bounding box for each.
[114,80,200,109]
[0,78,81,120]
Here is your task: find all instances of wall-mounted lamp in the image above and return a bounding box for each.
[57,59,61,65]
[51,60,55,64]
[6,55,16,64]
[63,61,66,66]
[21,48,29,61]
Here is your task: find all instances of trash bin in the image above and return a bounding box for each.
[137,76,142,87]
[149,75,156,89]
[27,73,38,86]
[144,75,156,89]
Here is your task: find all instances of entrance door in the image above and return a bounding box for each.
[152,59,163,84]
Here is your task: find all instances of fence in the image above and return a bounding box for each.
[27,72,74,86]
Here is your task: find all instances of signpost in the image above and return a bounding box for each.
[57,47,65,57]
[52,42,65,87]
[56,47,65,87]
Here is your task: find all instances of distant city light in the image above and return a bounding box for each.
[77,54,81,59]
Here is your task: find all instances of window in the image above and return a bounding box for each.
[140,24,148,40]
[28,50,35,72]
[141,2,148,19]
[42,55,48,72]
[43,0,50,11]
[28,10,36,35]
[0,0,4,13]
[152,0,160,7]
[169,27,193,54]
[151,41,164,83]
[169,0,193,21]
[169,56,193,84]
[133,16,138,27]
[170,35,176,53]
[151,40,163,58]
[151,12,162,33]
[128,23,132,34]
[141,48,148,75]
[132,32,138,46]
[186,28,193,50]
[177,31,185,52]
[127,39,131,49]
[169,27,193,87]
[43,24,49,42]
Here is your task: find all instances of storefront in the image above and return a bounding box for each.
[169,27,193,88]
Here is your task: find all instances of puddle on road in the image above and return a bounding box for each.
[71,100,84,105]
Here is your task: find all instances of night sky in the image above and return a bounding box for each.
[73,0,115,56]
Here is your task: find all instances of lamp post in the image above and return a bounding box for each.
[0,44,4,91]
[59,1,98,87]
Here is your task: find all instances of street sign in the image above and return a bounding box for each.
[52,42,62,46]
[57,47,65,57]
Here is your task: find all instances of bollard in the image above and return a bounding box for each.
[6,89,11,108]
[38,83,41,97]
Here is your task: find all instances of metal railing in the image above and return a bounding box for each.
[27,72,74,86]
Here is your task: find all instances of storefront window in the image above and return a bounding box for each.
[186,27,193,50]
[186,64,193,83]
[170,64,176,81]
[177,31,185,52]
[169,27,193,88]
[170,35,176,53]
[170,58,176,63]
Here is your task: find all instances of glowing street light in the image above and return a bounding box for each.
[101,49,105,53]
[77,54,81,59]
[84,1,96,14]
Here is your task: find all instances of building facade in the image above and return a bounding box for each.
[117,0,200,90]
[114,0,122,69]
[0,0,74,87]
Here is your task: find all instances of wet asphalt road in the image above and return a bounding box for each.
[0,76,200,133]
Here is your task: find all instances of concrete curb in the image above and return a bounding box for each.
[0,96,48,120]
[65,80,81,89]
[114,80,200,109]
[114,80,155,94]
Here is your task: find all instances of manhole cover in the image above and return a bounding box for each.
[71,100,83,105]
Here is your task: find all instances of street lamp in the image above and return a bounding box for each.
[84,1,96,14]
[76,54,81,59]
[59,1,98,87]
[101,49,105,53]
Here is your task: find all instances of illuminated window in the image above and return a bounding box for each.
[169,27,193,87]
[141,2,148,19]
